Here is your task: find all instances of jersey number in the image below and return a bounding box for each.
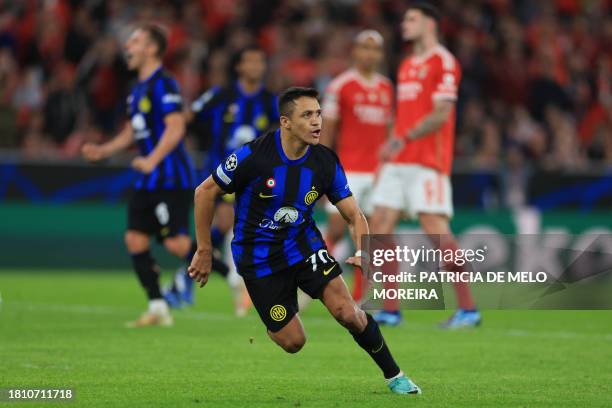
[308,249,334,272]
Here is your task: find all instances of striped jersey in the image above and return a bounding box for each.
[190,81,279,178]
[127,67,195,190]
[212,129,352,279]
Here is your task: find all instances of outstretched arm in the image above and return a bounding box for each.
[334,196,369,267]
[82,123,134,161]
[188,176,225,287]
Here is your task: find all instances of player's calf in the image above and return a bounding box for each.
[267,316,307,354]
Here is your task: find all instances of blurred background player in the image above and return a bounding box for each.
[320,30,393,304]
[82,24,196,327]
[371,3,481,328]
[165,45,279,314]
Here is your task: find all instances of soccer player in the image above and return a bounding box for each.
[321,29,393,303]
[188,87,421,395]
[82,24,196,327]
[166,46,278,311]
[370,3,481,328]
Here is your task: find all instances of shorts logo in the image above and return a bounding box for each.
[225,154,238,171]
[270,305,287,321]
[304,187,319,205]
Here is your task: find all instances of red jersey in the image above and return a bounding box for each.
[322,69,393,173]
[394,45,461,174]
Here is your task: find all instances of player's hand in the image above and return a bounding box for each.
[82,143,106,162]
[188,248,212,288]
[131,156,156,174]
[379,137,405,162]
[346,256,362,269]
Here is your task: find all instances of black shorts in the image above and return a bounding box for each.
[127,189,192,242]
[244,253,343,333]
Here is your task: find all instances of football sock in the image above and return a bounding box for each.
[351,313,401,379]
[440,241,476,310]
[131,250,162,300]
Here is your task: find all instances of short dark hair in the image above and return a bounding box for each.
[231,45,266,77]
[407,2,441,24]
[139,23,167,58]
[278,87,319,117]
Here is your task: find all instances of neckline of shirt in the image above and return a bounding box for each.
[275,129,311,165]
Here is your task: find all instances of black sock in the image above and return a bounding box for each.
[351,313,401,379]
[131,250,162,300]
[185,242,197,265]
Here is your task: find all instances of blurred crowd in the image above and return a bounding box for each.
[0,0,611,170]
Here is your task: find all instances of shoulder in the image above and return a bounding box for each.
[192,86,223,111]
[326,69,358,93]
[430,46,459,71]
[312,143,340,166]
[375,73,393,89]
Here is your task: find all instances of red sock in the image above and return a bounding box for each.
[352,265,363,302]
[441,240,476,310]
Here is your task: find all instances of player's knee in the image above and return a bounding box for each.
[280,336,306,354]
[124,231,148,253]
[163,237,190,257]
[333,302,361,330]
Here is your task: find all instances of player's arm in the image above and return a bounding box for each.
[404,99,454,141]
[189,176,225,287]
[334,196,369,268]
[132,112,185,174]
[82,123,134,161]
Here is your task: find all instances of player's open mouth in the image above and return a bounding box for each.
[311,129,321,137]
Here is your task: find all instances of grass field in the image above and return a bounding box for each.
[1,270,612,407]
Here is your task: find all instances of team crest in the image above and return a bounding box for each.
[304,187,318,205]
[255,114,269,130]
[270,304,287,321]
[225,154,238,171]
[139,96,151,113]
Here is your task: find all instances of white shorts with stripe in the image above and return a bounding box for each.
[370,163,453,219]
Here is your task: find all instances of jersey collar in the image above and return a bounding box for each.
[275,129,311,165]
[140,65,162,84]
[236,80,264,98]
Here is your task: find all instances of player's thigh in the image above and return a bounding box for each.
[153,189,192,242]
[214,199,234,233]
[243,271,299,334]
[163,234,191,258]
[127,189,158,237]
[267,314,306,353]
[407,165,453,221]
[370,164,406,224]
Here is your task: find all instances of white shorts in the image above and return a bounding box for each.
[326,172,375,215]
[370,163,453,219]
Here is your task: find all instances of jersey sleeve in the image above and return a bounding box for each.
[211,143,253,194]
[154,77,183,117]
[191,87,220,121]
[431,57,460,102]
[326,158,352,205]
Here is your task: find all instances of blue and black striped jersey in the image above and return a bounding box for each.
[127,67,195,191]
[190,81,279,179]
[211,129,353,279]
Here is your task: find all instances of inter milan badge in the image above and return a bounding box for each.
[225,154,238,171]
[138,96,151,113]
[266,178,276,188]
[304,186,318,205]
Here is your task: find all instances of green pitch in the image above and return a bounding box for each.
[1,270,611,407]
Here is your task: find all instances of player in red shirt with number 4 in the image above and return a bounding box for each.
[370,3,481,328]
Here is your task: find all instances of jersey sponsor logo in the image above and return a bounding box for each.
[225,154,238,171]
[131,114,150,140]
[138,96,151,113]
[227,125,256,150]
[353,105,388,125]
[397,82,423,101]
[270,304,287,321]
[304,187,319,205]
[273,206,300,225]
